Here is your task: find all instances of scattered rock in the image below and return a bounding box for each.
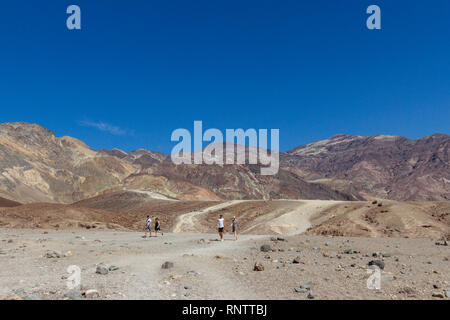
[64,290,83,300]
[96,266,109,275]
[292,257,301,264]
[432,292,444,298]
[276,237,286,242]
[162,261,174,269]
[64,251,73,257]
[187,270,199,276]
[260,244,271,252]
[108,265,119,271]
[295,287,307,293]
[45,251,62,259]
[368,260,385,270]
[84,289,100,299]
[307,292,315,299]
[253,262,264,271]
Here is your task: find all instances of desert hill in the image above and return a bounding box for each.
[0,190,448,239]
[282,133,449,201]
[0,122,448,204]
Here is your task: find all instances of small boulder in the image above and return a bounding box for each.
[96,266,109,275]
[368,260,385,270]
[84,289,100,299]
[260,244,271,252]
[161,261,174,269]
[45,251,62,259]
[253,262,264,271]
[64,290,83,300]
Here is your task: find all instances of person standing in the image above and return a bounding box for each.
[218,214,225,242]
[144,215,152,238]
[231,216,238,241]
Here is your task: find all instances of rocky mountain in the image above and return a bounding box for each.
[0,123,136,203]
[0,122,447,203]
[0,122,355,203]
[282,133,449,201]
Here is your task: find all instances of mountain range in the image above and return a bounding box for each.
[0,122,448,204]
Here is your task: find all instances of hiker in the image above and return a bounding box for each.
[155,217,163,236]
[218,214,225,241]
[144,215,152,238]
[231,216,238,241]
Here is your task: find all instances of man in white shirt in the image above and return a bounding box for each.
[218,214,225,242]
[144,215,152,239]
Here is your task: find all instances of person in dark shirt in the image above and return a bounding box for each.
[154,217,163,236]
[231,216,238,241]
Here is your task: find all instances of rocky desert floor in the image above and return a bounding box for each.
[0,228,449,300]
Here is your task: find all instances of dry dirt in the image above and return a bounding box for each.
[0,193,449,300]
[0,229,449,300]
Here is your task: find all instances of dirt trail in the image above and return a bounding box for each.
[172,200,243,233]
[1,228,449,300]
[243,200,343,235]
[124,189,177,201]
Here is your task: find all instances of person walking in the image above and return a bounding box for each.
[154,217,163,236]
[144,215,152,238]
[231,216,238,241]
[218,214,225,242]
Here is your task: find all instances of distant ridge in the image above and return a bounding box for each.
[0,122,448,203]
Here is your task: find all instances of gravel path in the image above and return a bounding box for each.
[0,228,449,300]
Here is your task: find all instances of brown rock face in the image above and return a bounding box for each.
[0,123,136,203]
[0,122,447,203]
[282,133,449,201]
[0,122,355,203]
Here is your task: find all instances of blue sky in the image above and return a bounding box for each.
[0,0,449,153]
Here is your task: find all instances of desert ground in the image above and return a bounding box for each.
[0,195,449,300]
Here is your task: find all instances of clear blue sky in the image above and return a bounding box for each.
[0,0,449,153]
